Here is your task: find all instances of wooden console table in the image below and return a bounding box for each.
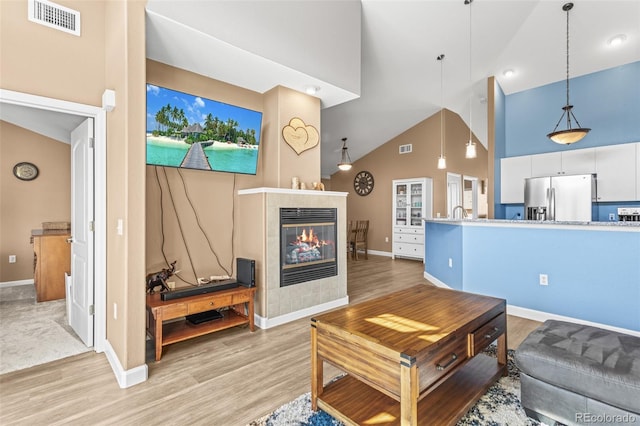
[146,285,256,361]
[311,285,507,425]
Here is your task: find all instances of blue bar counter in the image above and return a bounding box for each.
[424,219,640,334]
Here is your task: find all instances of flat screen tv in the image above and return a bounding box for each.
[146,84,263,175]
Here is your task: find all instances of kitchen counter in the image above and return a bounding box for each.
[423,218,640,334]
[424,218,640,230]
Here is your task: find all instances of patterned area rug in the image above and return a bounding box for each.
[248,348,541,426]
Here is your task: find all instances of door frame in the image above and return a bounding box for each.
[446,172,462,218]
[0,88,106,353]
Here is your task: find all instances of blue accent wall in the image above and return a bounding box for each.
[425,221,640,332]
[425,222,463,290]
[494,62,640,219]
[505,62,640,156]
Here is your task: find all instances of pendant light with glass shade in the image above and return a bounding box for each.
[337,137,352,171]
[464,0,477,159]
[437,54,447,170]
[547,2,590,144]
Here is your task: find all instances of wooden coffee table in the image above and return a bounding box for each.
[311,284,507,425]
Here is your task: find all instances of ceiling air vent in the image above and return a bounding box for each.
[399,144,412,154]
[28,0,81,36]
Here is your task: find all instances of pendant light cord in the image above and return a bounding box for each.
[438,54,445,157]
[468,0,473,142]
[565,4,570,111]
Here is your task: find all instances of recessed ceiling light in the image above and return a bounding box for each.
[503,69,515,78]
[305,86,320,95]
[608,34,627,47]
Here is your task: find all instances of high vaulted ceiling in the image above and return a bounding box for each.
[146,0,639,177]
[3,1,638,178]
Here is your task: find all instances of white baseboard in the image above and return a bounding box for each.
[423,272,448,288]
[0,279,34,288]
[507,305,640,337]
[423,272,640,337]
[255,295,349,329]
[104,340,147,388]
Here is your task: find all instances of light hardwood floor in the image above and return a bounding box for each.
[0,255,541,425]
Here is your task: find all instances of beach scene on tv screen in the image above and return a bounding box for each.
[146,84,263,175]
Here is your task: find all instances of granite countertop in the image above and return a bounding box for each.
[423,218,640,228]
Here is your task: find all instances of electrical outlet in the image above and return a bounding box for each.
[448,258,453,268]
[8,255,16,263]
[609,213,615,221]
[113,302,118,320]
[539,274,548,286]
[385,237,389,242]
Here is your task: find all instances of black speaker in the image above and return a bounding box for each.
[236,258,255,287]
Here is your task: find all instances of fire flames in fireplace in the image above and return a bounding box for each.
[284,226,335,265]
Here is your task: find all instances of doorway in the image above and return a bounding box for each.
[447,172,462,218]
[0,89,106,357]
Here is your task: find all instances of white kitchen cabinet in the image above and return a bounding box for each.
[392,178,432,261]
[595,143,637,201]
[562,148,596,175]
[530,149,596,177]
[531,152,562,177]
[500,156,531,203]
[636,142,640,200]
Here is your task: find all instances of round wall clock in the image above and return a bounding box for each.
[13,162,39,181]
[354,170,374,196]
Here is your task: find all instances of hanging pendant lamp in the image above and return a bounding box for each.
[437,54,447,169]
[547,2,590,145]
[465,0,477,159]
[337,137,352,171]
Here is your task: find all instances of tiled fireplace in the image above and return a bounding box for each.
[237,188,348,329]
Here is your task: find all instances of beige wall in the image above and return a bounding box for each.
[0,122,71,282]
[145,62,322,289]
[329,109,489,253]
[1,0,147,371]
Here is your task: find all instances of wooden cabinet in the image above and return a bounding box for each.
[595,143,637,201]
[31,230,70,302]
[392,178,432,261]
[500,156,531,203]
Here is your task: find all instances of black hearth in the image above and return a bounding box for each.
[280,208,337,287]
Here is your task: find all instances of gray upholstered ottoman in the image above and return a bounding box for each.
[515,320,640,425]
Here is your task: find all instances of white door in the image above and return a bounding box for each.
[447,173,462,218]
[70,118,94,347]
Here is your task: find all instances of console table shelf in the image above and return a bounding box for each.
[162,310,250,346]
[146,285,256,361]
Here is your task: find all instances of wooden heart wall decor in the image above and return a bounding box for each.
[282,117,319,155]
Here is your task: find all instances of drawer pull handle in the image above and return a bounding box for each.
[436,353,458,371]
[484,327,500,340]
[209,302,214,306]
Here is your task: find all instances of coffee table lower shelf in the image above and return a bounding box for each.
[317,354,505,426]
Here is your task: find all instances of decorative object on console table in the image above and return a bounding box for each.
[31,229,71,302]
[282,117,319,155]
[311,285,507,426]
[146,285,256,361]
[145,261,176,294]
[392,177,433,261]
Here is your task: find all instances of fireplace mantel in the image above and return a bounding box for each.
[237,188,348,329]
[238,187,348,197]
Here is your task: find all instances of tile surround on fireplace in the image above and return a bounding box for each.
[237,188,349,329]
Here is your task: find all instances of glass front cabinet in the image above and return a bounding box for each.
[392,177,433,260]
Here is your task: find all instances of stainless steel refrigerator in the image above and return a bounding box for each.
[524,174,596,221]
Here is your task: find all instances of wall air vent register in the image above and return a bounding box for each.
[28,0,80,36]
[399,144,412,154]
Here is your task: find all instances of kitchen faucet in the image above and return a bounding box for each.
[452,205,468,219]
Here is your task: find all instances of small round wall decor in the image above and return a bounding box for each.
[13,162,39,181]
[354,170,374,196]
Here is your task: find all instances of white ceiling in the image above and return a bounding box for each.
[3,1,638,177]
